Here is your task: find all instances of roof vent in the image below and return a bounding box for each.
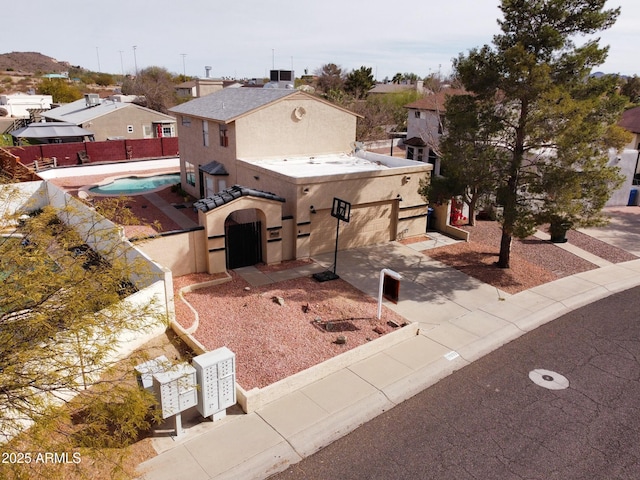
[84,93,100,107]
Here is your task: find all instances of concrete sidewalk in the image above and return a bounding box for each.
[139,236,640,480]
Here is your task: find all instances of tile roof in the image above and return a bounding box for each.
[11,121,94,139]
[404,136,428,147]
[43,98,176,125]
[199,160,228,175]
[193,185,285,212]
[619,106,640,134]
[404,88,467,112]
[169,88,298,123]
[369,83,417,94]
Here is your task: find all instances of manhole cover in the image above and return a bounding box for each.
[529,369,569,390]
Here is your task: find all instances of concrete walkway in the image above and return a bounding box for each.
[142,192,199,230]
[139,226,640,480]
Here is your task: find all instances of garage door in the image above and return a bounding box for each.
[310,201,393,255]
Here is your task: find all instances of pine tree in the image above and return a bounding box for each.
[446,0,629,267]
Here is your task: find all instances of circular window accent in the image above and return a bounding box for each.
[529,369,569,390]
[293,106,307,120]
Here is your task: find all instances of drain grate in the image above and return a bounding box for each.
[529,369,569,390]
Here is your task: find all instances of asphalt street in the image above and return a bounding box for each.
[270,286,640,480]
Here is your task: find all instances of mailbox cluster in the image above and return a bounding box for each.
[153,363,198,419]
[134,347,236,435]
[192,347,236,419]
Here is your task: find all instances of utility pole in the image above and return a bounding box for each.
[133,45,138,75]
[181,53,187,78]
[95,47,101,72]
[118,50,124,76]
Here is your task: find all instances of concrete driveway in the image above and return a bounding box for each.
[579,206,640,256]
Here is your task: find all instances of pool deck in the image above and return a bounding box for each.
[142,192,199,230]
[41,158,199,234]
[36,157,180,181]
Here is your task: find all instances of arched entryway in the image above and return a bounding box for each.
[194,185,286,274]
[224,208,265,269]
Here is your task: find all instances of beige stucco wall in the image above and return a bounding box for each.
[235,94,357,159]
[134,229,207,276]
[83,104,176,142]
[174,92,357,199]
[198,196,284,273]
[196,79,224,97]
[176,115,238,198]
[236,159,432,257]
[624,132,639,151]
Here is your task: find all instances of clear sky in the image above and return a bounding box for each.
[4,0,638,80]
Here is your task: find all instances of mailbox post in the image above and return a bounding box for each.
[377,268,402,320]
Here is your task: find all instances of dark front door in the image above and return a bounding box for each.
[225,221,262,269]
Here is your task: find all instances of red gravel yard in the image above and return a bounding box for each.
[425,220,637,294]
[177,271,407,390]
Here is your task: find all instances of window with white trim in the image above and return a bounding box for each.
[219,124,228,147]
[185,161,196,187]
[202,120,209,147]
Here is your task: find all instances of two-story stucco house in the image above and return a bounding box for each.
[169,87,432,273]
[404,88,465,175]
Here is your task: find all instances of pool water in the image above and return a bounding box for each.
[89,173,181,195]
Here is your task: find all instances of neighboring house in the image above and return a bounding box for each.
[11,121,94,145]
[0,94,53,118]
[619,106,640,151]
[617,106,640,187]
[42,94,177,142]
[369,81,424,95]
[404,88,465,175]
[176,78,226,99]
[169,87,432,273]
[176,80,197,98]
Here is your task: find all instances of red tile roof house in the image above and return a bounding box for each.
[618,106,640,189]
[403,88,466,176]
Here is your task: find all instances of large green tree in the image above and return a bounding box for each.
[345,66,375,100]
[449,0,628,268]
[423,94,509,226]
[37,79,83,103]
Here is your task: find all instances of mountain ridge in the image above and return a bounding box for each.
[0,52,75,74]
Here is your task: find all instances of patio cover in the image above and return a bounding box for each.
[11,122,94,139]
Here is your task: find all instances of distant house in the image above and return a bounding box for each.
[619,106,640,151]
[369,81,424,95]
[404,88,466,175]
[42,94,177,142]
[618,106,640,187]
[0,94,53,118]
[176,80,197,98]
[175,78,225,99]
[169,87,431,273]
[11,121,94,145]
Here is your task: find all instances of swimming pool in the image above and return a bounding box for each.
[88,173,181,195]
